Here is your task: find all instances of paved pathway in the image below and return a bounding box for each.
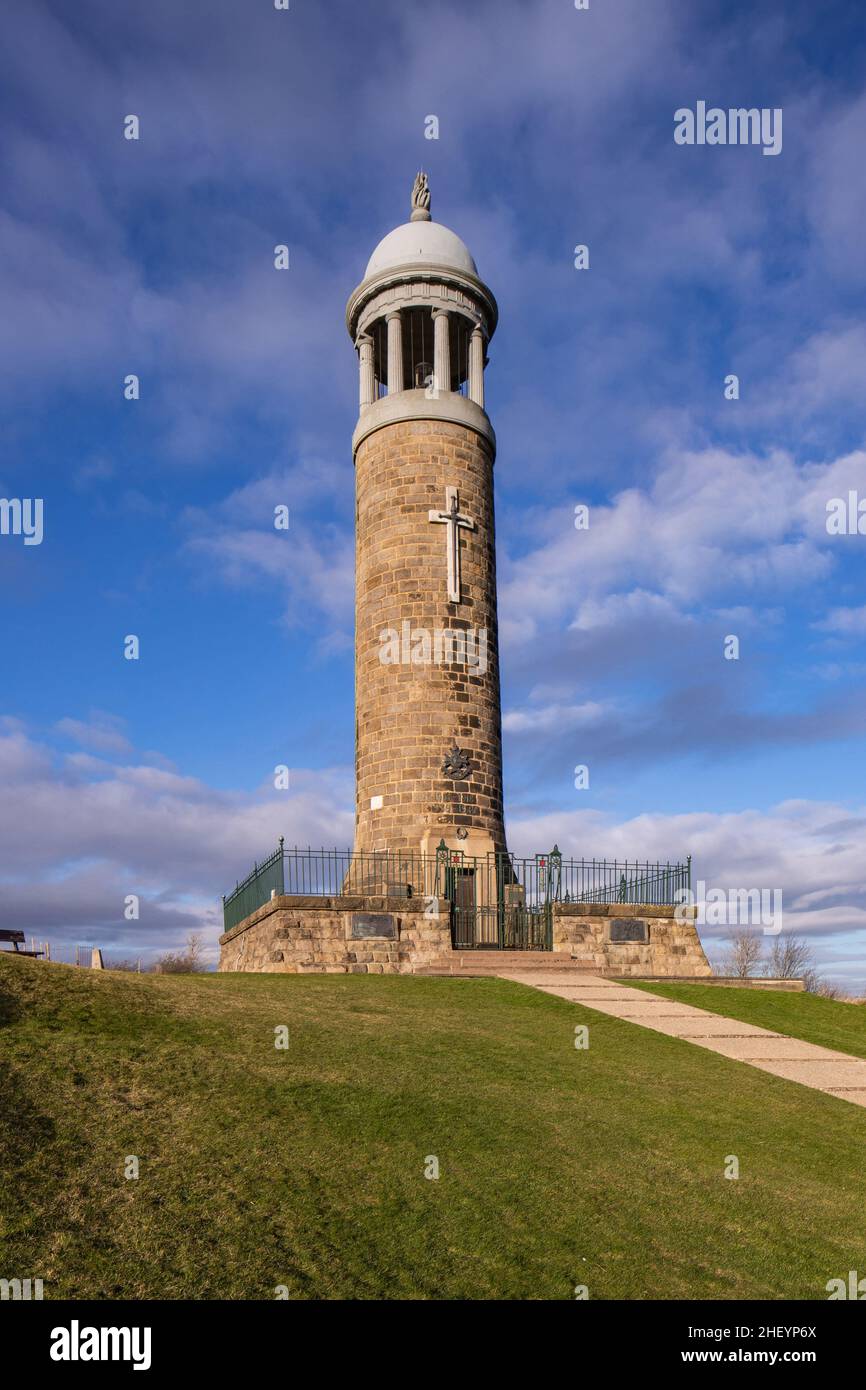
[498,972,866,1109]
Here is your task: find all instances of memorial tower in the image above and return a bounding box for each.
[346,175,506,862]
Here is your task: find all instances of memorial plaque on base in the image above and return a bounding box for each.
[350,912,398,940]
[609,918,648,944]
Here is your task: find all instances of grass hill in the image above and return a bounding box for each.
[2,956,865,1300]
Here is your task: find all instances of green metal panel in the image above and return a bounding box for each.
[222,841,285,934]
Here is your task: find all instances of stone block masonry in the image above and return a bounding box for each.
[552,902,711,977]
[353,415,506,859]
[219,894,453,974]
[219,896,712,977]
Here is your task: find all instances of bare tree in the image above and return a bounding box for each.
[722,928,764,978]
[152,932,208,975]
[764,934,842,995]
[185,932,205,970]
[811,977,841,1000]
[765,933,814,981]
[151,953,183,974]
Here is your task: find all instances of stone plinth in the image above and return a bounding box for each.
[551,902,711,977]
[219,894,452,974]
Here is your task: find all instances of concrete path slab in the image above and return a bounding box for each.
[703,1036,846,1061]
[500,972,866,1109]
[627,1017,781,1039]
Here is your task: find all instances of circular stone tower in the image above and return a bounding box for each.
[346,174,506,862]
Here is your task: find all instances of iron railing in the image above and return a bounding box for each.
[562,858,692,906]
[222,842,691,938]
[222,842,285,933]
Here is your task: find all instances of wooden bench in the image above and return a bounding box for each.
[0,929,43,957]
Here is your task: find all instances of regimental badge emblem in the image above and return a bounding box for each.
[442,744,472,779]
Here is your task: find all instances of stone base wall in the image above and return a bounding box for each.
[219,896,712,978]
[218,895,453,974]
[552,903,712,977]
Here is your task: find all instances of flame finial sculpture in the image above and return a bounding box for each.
[410,170,431,222]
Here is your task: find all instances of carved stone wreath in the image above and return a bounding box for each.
[442,744,472,779]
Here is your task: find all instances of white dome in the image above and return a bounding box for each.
[364,219,478,280]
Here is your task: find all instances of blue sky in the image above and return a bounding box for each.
[2,0,865,982]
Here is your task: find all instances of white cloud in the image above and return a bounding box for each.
[185,517,354,631]
[499,444,866,648]
[570,590,691,632]
[55,713,132,757]
[815,605,866,636]
[503,699,610,735]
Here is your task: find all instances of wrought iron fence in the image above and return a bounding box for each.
[222,841,691,939]
[222,841,285,933]
[562,857,692,906]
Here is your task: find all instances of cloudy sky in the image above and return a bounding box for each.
[2,0,865,982]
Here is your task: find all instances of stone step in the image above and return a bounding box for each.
[455,950,581,963]
[419,969,598,978]
[418,952,601,977]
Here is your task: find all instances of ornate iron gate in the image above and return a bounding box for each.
[444,850,554,951]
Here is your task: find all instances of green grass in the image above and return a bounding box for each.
[1,956,865,1301]
[625,980,866,1060]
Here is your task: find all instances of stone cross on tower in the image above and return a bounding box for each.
[428,487,475,603]
[346,176,505,862]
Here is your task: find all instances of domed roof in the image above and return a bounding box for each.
[364,218,478,281]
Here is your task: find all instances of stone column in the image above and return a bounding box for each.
[469,325,485,408]
[386,311,404,395]
[358,334,375,409]
[432,307,451,395]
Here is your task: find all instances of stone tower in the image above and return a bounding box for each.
[346,175,506,862]
[217,176,710,978]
